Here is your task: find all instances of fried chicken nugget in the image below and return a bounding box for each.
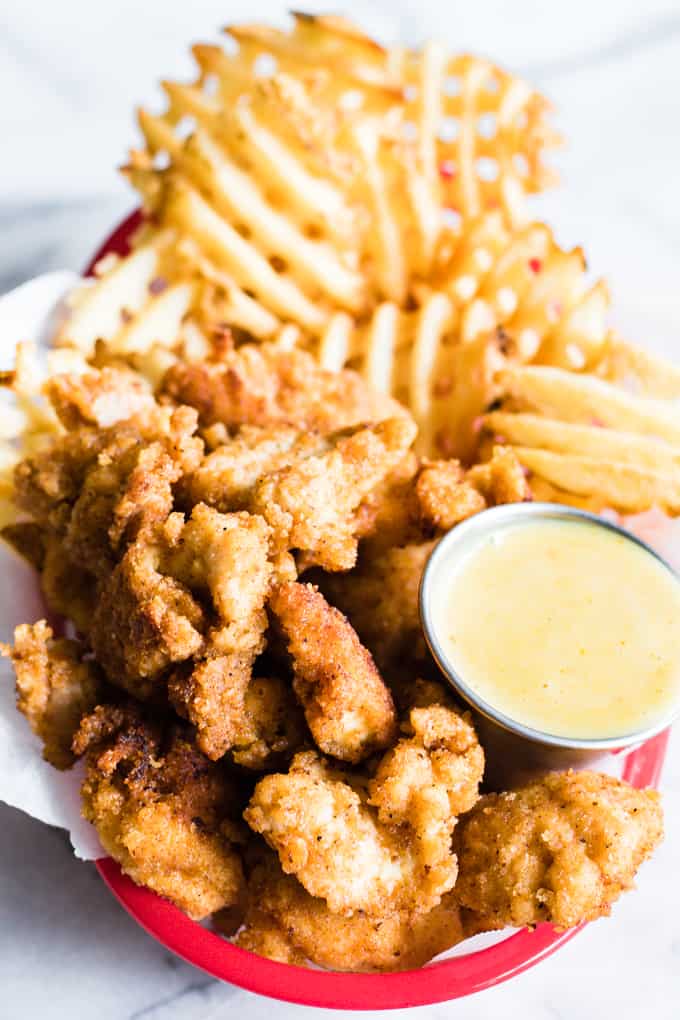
[12,403,203,578]
[320,541,436,677]
[184,425,329,513]
[91,534,206,699]
[160,505,273,760]
[244,750,408,916]
[231,675,307,771]
[245,711,480,920]
[45,366,156,430]
[236,853,465,972]
[369,703,484,889]
[1,620,101,769]
[416,445,531,532]
[268,581,397,763]
[251,417,417,573]
[74,703,245,920]
[454,771,664,930]
[161,343,405,433]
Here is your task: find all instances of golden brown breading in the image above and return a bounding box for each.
[319,541,436,677]
[75,703,245,920]
[269,582,397,763]
[244,736,474,918]
[416,446,530,533]
[245,751,410,915]
[353,451,422,555]
[40,538,96,636]
[237,853,465,972]
[13,404,203,578]
[162,505,274,759]
[91,534,205,699]
[234,908,308,966]
[369,702,484,839]
[45,366,156,430]
[416,460,486,531]
[161,505,272,659]
[252,417,417,572]
[161,343,405,433]
[184,425,327,512]
[466,444,532,506]
[1,620,101,769]
[454,771,664,929]
[231,675,307,770]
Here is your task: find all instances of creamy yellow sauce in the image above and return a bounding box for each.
[432,520,680,739]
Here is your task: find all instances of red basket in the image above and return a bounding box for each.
[87,214,670,1009]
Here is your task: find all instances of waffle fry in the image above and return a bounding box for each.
[485,366,680,513]
[119,14,558,327]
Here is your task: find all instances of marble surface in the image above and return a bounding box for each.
[1,1,679,1017]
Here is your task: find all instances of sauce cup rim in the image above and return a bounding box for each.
[419,501,680,751]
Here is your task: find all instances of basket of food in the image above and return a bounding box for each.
[0,12,678,1010]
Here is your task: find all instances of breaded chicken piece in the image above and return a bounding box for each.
[45,366,156,430]
[1,620,101,769]
[320,541,436,676]
[369,703,484,883]
[184,425,327,513]
[161,506,273,759]
[454,771,664,930]
[416,446,531,533]
[245,751,408,915]
[269,582,397,763]
[91,535,205,699]
[231,675,307,770]
[13,404,203,578]
[161,343,405,433]
[252,417,417,572]
[353,451,422,555]
[245,742,470,917]
[161,505,272,659]
[235,907,308,966]
[74,703,245,920]
[236,853,465,972]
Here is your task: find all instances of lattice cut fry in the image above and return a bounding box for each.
[118,12,558,334]
[487,366,680,514]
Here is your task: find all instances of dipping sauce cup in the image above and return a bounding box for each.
[419,503,680,783]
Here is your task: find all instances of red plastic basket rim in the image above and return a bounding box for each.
[87,212,670,1009]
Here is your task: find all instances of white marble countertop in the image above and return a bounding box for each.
[1,1,679,1017]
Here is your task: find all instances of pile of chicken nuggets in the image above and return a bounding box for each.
[2,341,663,972]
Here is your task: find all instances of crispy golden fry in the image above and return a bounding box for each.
[162,343,405,434]
[269,582,397,763]
[237,853,465,971]
[75,703,245,919]
[513,447,680,514]
[487,366,680,513]
[499,365,680,444]
[594,337,680,400]
[454,771,663,929]
[320,542,436,677]
[252,417,417,572]
[1,621,101,769]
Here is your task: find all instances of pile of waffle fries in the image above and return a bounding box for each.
[2,12,680,521]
